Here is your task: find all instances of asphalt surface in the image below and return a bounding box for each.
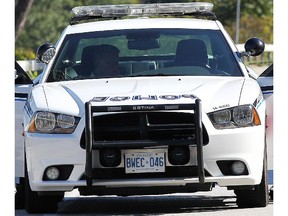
[15,186,273,216]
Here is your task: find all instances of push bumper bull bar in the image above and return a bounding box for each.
[84,99,204,186]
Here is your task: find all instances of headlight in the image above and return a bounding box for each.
[28,111,80,133]
[208,104,261,129]
[233,105,254,126]
[35,112,56,132]
[57,114,75,128]
[213,109,231,124]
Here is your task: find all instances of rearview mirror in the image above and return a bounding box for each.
[128,38,160,50]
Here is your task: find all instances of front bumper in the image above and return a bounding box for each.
[25,101,265,193]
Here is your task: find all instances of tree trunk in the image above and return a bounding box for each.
[15,0,34,41]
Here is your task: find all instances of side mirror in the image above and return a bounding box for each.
[36,43,56,64]
[241,37,265,57]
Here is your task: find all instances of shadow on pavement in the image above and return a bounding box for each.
[57,194,237,215]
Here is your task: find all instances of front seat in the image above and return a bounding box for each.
[78,45,99,77]
[173,39,208,67]
[65,45,98,79]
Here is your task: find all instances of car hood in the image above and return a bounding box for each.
[34,76,246,116]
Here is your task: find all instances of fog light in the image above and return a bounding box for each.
[231,161,246,175]
[168,145,190,165]
[45,166,60,180]
[100,148,121,167]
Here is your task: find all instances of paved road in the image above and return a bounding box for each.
[16,186,273,216]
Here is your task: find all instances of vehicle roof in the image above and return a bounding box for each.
[64,18,219,35]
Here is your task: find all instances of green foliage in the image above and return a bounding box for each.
[211,0,273,25]
[15,0,273,60]
[15,47,36,60]
[225,14,273,43]
[15,0,142,54]
[26,70,39,80]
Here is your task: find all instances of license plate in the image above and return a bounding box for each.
[125,152,165,173]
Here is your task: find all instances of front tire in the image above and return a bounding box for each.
[235,146,269,208]
[15,178,25,209]
[24,162,64,213]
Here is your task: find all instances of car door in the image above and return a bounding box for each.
[257,64,273,185]
[15,61,33,180]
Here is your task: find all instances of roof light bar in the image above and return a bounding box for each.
[72,2,214,18]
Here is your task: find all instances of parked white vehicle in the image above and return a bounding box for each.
[257,64,273,200]
[15,61,33,208]
[18,3,270,213]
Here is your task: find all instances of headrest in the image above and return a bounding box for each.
[174,39,208,67]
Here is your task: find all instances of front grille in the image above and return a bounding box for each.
[84,101,206,186]
[80,112,208,148]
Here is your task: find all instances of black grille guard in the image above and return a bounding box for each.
[84,99,205,186]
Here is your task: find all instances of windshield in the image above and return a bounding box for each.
[47,28,242,82]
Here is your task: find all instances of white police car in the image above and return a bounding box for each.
[21,3,269,213]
